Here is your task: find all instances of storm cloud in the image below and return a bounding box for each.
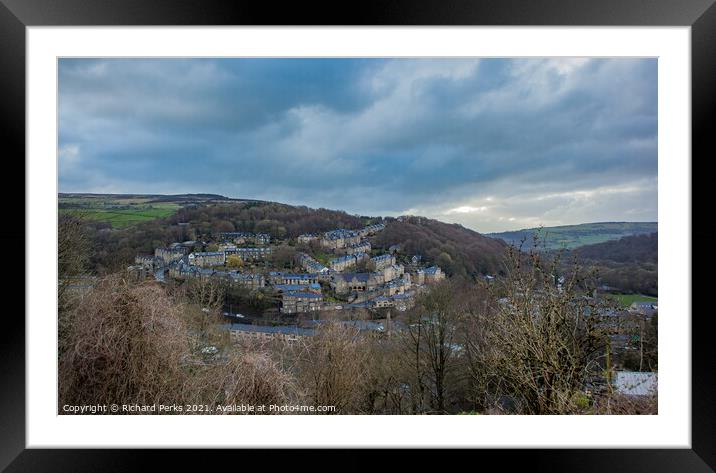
[58,58,657,232]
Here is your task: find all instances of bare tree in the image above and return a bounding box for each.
[268,245,298,270]
[460,282,498,412]
[58,214,92,353]
[295,322,372,413]
[185,276,225,313]
[401,280,464,413]
[479,247,608,414]
[58,214,91,281]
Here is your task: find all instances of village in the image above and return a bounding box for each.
[125,218,659,402]
[126,220,658,400]
[130,222,446,323]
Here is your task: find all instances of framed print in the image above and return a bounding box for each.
[3,0,714,470]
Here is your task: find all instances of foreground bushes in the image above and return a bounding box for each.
[59,251,656,415]
[59,276,296,413]
[59,277,189,408]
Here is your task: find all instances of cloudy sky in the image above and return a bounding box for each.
[58,58,657,233]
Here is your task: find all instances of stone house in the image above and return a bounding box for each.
[226,271,266,289]
[168,261,199,279]
[373,296,394,308]
[345,241,371,255]
[281,291,324,314]
[629,301,658,318]
[385,277,411,296]
[155,247,187,263]
[297,233,319,244]
[255,233,271,245]
[218,231,270,246]
[330,254,358,272]
[358,223,386,236]
[330,272,382,295]
[422,266,446,283]
[274,282,322,294]
[188,251,226,267]
[297,252,329,273]
[321,229,361,249]
[392,292,416,311]
[281,273,319,285]
[371,254,396,271]
[218,231,253,244]
[381,264,405,283]
[224,246,273,261]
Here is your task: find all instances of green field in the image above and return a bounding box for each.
[59,202,180,228]
[608,293,658,308]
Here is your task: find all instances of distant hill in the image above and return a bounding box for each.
[569,232,657,264]
[372,216,507,277]
[58,193,267,229]
[59,192,243,203]
[487,222,657,250]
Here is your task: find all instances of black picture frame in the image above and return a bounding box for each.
[2,0,712,471]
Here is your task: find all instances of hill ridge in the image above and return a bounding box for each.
[487,222,657,250]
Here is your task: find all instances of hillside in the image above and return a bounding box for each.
[569,232,657,264]
[372,216,507,277]
[80,200,368,272]
[167,201,367,238]
[58,193,246,229]
[559,232,658,297]
[62,195,507,276]
[488,222,657,250]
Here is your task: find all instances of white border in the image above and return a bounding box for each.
[27,27,690,448]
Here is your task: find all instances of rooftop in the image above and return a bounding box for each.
[274,283,321,292]
[334,272,371,282]
[282,273,318,280]
[372,254,393,261]
[284,291,323,299]
[307,320,385,331]
[331,255,357,264]
[614,371,658,396]
[223,323,315,336]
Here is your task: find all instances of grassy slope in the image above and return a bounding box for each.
[608,293,658,308]
[59,198,181,228]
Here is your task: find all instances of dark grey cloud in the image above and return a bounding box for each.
[59,58,657,232]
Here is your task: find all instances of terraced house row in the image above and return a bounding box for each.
[297,252,328,273]
[217,231,271,245]
[167,262,266,289]
[329,252,369,271]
